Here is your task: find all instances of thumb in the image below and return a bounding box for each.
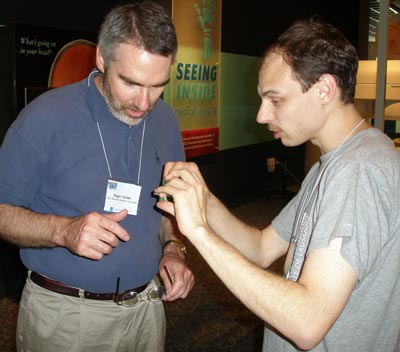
[104,209,129,222]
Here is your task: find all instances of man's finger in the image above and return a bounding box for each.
[101,210,130,241]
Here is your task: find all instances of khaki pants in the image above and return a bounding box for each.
[16,274,166,352]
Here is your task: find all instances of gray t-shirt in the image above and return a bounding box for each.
[264,128,400,352]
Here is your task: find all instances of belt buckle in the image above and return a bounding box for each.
[114,277,141,307]
[117,290,141,307]
[114,277,165,307]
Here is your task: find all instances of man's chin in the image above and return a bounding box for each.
[115,114,142,126]
[281,138,303,147]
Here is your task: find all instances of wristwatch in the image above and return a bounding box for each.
[163,239,187,256]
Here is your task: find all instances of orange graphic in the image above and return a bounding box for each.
[48,39,96,87]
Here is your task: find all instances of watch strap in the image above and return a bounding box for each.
[163,239,187,256]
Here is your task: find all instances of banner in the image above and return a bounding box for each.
[166,0,221,158]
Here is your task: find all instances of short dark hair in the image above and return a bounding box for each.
[261,18,358,104]
[98,1,177,69]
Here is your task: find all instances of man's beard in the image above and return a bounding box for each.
[102,77,145,126]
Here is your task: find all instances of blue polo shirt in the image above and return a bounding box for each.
[0,72,184,292]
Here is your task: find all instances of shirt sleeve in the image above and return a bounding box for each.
[0,126,46,207]
[307,158,393,282]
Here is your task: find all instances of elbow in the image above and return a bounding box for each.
[291,322,327,351]
[294,336,322,351]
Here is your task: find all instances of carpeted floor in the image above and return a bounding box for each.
[0,196,288,352]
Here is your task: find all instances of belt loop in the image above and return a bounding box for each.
[78,288,85,301]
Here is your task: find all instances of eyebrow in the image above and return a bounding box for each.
[260,89,280,98]
[120,74,170,88]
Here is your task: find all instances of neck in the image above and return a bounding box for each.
[314,104,369,154]
[344,118,365,143]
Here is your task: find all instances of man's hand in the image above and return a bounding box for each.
[159,250,194,301]
[63,210,130,260]
[155,162,210,241]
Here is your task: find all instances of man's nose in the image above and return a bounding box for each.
[256,102,273,124]
[135,87,151,112]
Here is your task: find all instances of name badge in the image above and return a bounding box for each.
[104,179,142,216]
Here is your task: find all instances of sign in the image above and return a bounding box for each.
[166,0,221,158]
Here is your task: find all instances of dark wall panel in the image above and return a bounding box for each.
[222,0,361,57]
[0,0,172,33]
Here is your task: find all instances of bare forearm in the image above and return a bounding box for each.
[206,194,267,263]
[0,204,132,260]
[159,213,183,243]
[190,226,328,350]
[0,204,67,247]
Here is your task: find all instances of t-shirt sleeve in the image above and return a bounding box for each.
[0,127,45,207]
[307,159,392,281]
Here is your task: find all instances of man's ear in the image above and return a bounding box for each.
[96,47,105,73]
[315,74,337,103]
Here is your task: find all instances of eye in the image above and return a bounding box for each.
[119,75,139,88]
[124,81,137,87]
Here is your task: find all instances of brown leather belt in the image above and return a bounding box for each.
[30,271,148,301]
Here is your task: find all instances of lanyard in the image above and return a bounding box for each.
[96,120,146,184]
[89,69,146,184]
